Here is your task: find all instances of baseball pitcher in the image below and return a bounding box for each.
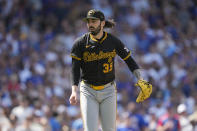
[69,9,152,131]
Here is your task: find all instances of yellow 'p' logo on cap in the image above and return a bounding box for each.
[88,10,95,16]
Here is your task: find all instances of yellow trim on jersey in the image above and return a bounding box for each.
[71,55,81,60]
[99,32,107,43]
[90,32,108,44]
[90,33,97,42]
[123,51,131,61]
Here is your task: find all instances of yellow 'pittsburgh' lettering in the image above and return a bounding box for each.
[83,49,116,62]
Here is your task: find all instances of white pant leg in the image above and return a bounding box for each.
[99,88,117,131]
[80,86,99,131]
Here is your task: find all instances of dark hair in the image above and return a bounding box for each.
[104,19,116,28]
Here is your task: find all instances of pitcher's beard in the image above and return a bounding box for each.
[89,24,101,36]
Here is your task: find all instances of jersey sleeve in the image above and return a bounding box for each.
[114,36,139,72]
[70,39,82,61]
[115,37,131,60]
[70,38,83,86]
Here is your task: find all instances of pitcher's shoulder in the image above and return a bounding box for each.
[106,32,120,41]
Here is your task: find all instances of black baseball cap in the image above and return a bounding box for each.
[83,9,105,21]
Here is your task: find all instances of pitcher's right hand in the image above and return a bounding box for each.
[69,85,78,105]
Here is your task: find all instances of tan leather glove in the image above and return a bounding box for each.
[135,79,152,103]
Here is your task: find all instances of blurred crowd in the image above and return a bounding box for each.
[0,0,197,130]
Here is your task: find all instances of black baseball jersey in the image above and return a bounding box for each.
[71,32,139,86]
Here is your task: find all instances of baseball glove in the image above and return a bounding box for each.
[135,79,152,103]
